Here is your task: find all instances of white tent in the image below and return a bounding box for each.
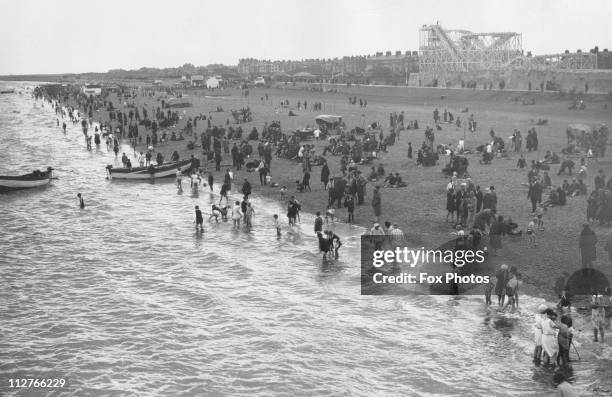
[206,76,220,89]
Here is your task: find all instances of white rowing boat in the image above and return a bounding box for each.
[106,159,193,180]
[0,167,54,190]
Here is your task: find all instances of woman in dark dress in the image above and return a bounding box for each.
[446,188,456,222]
[495,264,509,306]
[579,224,597,274]
[489,215,505,254]
[321,163,330,190]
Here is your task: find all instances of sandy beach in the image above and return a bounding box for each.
[56,81,612,299]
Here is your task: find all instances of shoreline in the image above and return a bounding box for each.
[43,82,612,303]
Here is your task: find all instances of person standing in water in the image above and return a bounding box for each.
[317,232,331,259]
[207,172,214,192]
[191,171,201,195]
[533,304,548,365]
[314,212,323,235]
[541,309,559,367]
[244,202,255,229]
[483,277,495,306]
[273,214,281,237]
[77,193,85,209]
[591,289,607,343]
[232,201,242,229]
[219,183,229,205]
[176,167,183,191]
[494,264,509,306]
[193,205,204,232]
[325,230,342,258]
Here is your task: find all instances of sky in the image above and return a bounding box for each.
[0,0,610,75]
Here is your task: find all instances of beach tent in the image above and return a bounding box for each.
[253,76,266,86]
[293,71,315,81]
[315,115,343,133]
[191,75,205,87]
[270,72,291,81]
[206,76,220,89]
[81,84,102,96]
[316,115,343,125]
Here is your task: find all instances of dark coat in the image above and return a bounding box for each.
[321,164,330,184]
[371,189,382,216]
[446,190,456,212]
[242,181,251,196]
[579,228,597,262]
[482,192,494,210]
[494,269,509,295]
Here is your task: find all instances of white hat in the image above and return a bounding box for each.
[373,223,380,227]
[537,304,548,313]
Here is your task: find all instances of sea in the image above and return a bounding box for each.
[0,81,608,396]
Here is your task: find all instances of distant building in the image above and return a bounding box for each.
[271,61,283,73]
[366,51,419,75]
[597,49,612,69]
[238,52,416,80]
[103,85,120,93]
[191,75,205,86]
[338,56,367,75]
[81,84,102,96]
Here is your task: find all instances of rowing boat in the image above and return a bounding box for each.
[0,167,54,190]
[106,159,193,180]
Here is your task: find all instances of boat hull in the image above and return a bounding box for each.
[0,176,52,190]
[108,160,192,180]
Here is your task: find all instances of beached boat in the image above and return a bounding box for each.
[107,159,193,180]
[0,167,54,190]
[0,89,15,94]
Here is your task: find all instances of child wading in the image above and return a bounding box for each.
[232,201,242,229]
[273,214,281,237]
[193,205,204,232]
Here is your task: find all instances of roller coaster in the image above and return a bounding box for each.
[416,24,596,81]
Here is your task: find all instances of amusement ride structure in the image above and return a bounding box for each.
[414,23,597,85]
